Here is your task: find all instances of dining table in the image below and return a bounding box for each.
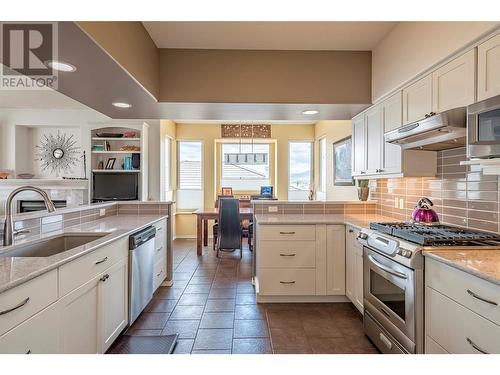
[193,207,254,255]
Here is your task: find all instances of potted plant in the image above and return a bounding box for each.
[357,179,370,201]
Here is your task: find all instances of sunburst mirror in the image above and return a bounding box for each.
[35,131,81,176]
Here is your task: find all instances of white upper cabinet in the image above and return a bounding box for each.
[402,74,433,124]
[432,49,476,112]
[352,113,367,176]
[382,92,403,174]
[365,105,383,174]
[478,33,500,101]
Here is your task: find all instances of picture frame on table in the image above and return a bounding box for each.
[105,158,116,170]
[221,187,233,196]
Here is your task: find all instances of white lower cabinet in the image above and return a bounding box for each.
[256,223,346,301]
[59,256,128,354]
[425,258,500,354]
[345,226,363,313]
[0,303,60,354]
[59,274,100,354]
[326,225,345,295]
[101,258,128,352]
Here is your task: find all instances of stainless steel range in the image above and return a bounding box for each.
[357,222,500,354]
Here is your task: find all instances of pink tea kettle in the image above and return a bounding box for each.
[411,197,439,224]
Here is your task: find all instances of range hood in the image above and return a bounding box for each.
[384,107,466,151]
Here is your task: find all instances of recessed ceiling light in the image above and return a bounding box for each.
[302,109,319,115]
[46,60,76,72]
[112,102,132,109]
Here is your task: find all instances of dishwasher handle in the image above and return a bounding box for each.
[129,226,156,249]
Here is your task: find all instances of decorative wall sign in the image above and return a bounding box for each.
[35,131,81,176]
[221,124,271,138]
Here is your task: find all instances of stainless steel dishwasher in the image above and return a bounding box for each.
[129,226,156,325]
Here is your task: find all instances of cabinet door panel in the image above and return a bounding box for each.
[403,74,432,124]
[432,49,476,112]
[352,113,366,175]
[478,33,500,100]
[100,258,128,353]
[326,225,346,295]
[59,276,100,354]
[353,247,364,313]
[365,106,383,174]
[345,227,355,302]
[382,92,403,174]
[0,303,60,354]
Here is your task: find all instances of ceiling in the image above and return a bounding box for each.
[143,21,398,50]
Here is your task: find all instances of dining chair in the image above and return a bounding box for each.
[212,195,233,250]
[215,198,242,258]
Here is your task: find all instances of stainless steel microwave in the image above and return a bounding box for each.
[467,94,500,159]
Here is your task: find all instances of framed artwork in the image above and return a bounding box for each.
[333,137,354,186]
[221,187,233,196]
[105,158,116,170]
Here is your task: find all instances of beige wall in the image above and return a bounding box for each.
[372,22,500,102]
[159,49,371,104]
[173,123,315,237]
[77,21,160,100]
[314,120,358,201]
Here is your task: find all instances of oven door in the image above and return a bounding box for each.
[468,94,500,158]
[363,247,415,343]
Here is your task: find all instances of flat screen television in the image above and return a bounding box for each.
[260,186,273,198]
[93,172,138,201]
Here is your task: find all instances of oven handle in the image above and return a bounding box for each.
[367,255,408,279]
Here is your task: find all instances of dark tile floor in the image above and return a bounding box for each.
[127,239,378,354]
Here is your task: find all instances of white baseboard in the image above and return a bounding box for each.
[256,295,349,303]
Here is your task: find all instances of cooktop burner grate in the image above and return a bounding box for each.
[369,222,500,246]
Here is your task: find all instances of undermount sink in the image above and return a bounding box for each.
[0,233,110,257]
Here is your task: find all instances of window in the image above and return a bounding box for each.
[177,141,203,210]
[163,137,172,199]
[319,137,327,193]
[221,143,270,191]
[288,141,313,200]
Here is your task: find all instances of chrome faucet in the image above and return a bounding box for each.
[3,186,56,246]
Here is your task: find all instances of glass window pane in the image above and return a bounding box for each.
[288,142,312,200]
[319,138,327,192]
[178,141,202,190]
[221,143,270,191]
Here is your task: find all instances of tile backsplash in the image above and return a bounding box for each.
[371,147,500,233]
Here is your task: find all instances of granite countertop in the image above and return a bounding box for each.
[251,200,377,205]
[423,249,500,286]
[0,214,167,293]
[254,213,396,229]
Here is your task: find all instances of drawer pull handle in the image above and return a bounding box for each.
[379,333,393,350]
[279,253,296,257]
[466,337,489,354]
[0,297,30,316]
[157,270,163,277]
[467,289,498,306]
[279,231,295,235]
[157,246,163,252]
[279,281,296,284]
[100,274,110,282]
[95,257,108,265]
[348,229,354,233]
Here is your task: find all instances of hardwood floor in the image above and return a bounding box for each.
[126,239,378,354]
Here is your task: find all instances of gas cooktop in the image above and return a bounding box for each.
[370,222,500,247]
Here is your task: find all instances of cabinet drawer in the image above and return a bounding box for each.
[426,258,500,325]
[0,269,58,337]
[153,257,166,291]
[0,303,60,354]
[59,237,128,297]
[259,225,315,241]
[426,287,500,354]
[259,268,315,295]
[259,240,315,268]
